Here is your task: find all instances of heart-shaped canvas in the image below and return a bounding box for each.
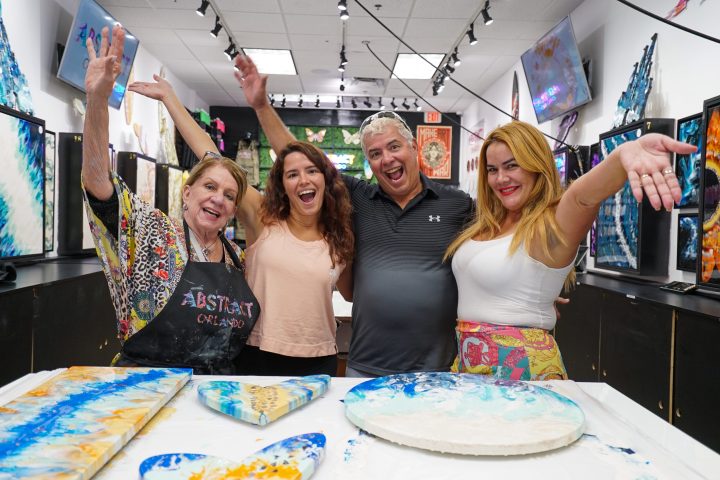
[198,375,330,425]
[139,432,326,479]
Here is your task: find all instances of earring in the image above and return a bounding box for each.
[183,204,188,211]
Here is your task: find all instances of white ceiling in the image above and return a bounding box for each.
[97,0,585,111]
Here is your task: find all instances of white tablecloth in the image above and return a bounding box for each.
[1,371,718,479]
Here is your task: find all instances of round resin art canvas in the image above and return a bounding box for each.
[344,372,585,455]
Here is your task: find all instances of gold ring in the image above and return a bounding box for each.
[641,173,650,179]
[662,167,674,175]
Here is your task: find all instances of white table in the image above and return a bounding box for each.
[1,371,718,479]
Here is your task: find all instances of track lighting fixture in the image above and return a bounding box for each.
[414,99,421,111]
[338,62,345,73]
[391,98,398,110]
[337,0,348,11]
[351,98,357,108]
[210,16,222,38]
[481,1,493,26]
[340,8,349,21]
[224,42,236,61]
[378,97,385,110]
[280,95,286,108]
[363,97,372,108]
[196,0,210,16]
[315,95,321,108]
[298,94,304,108]
[467,23,478,45]
[340,47,348,66]
[451,48,461,67]
[336,96,341,108]
[432,84,439,96]
[269,94,275,106]
[445,63,455,74]
[402,98,410,110]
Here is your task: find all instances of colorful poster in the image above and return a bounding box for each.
[416,125,452,179]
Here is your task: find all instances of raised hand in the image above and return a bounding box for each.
[617,133,696,211]
[128,74,173,102]
[234,54,269,110]
[85,24,125,99]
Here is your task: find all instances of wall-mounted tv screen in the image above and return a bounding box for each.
[520,17,592,124]
[699,95,720,290]
[588,143,600,257]
[57,0,139,109]
[677,213,698,272]
[594,119,673,275]
[675,113,702,208]
[44,131,56,252]
[0,106,45,261]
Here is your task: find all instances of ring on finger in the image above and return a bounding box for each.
[662,167,674,175]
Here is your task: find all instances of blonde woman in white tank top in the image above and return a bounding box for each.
[444,121,695,380]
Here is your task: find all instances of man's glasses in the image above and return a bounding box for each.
[358,111,411,136]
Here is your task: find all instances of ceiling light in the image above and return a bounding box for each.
[392,53,445,79]
[432,84,439,96]
[378,97,385,110]
[467,23,478,45]
[338,63,345,72]
[481,1,493,26]
[391,98,398,110]
[402,98,410,110]
[243,48,297,75]
[269,94,275,106]
[315,95,320,108]
[337,0,348,11]
[351,98,357,108]
[363,97,372,108]
[445,63,455,74]
[280,95,286,108]
[340,9,349,20]
[210,16,222,38]
[336,96,341,108]
[196,0,209,16]
[224,42,236,61]
[437,83,445,93]
[340,47,348,66]
[451,48,461,67]
[414,99,421,111]
[298,95,303,108]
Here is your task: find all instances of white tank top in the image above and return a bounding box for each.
[451,235,574,330]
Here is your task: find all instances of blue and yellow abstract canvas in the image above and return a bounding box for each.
[0,366,191,479]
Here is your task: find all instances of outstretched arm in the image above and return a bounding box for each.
[553,134,696,263]
[234,54,296,153]
[82,25,125,200]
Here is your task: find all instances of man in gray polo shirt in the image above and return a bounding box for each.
[236,55,474,376]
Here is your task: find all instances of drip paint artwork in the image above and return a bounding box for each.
[701,105,720,285]
[0,367,191,479]
[198,375,330,426]
[344,372,585,455]
[139,433,326,480]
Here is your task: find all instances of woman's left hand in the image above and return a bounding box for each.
[619,133,697,211]
[127,74,173,102]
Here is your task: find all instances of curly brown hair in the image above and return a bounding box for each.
[260,141,354,268]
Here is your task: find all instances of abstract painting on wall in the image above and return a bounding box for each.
[136,155,156,208]
[0,2,34,114]
[44,130,56,251]
[0,105,44,260]
[588,143,601,256]
[677,213,698,272]
[699,97,720,288]
[675,113,702,208]
[0,366,191,479]
[167,166,184,221]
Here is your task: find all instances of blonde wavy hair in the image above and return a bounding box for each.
[444,121,574,287]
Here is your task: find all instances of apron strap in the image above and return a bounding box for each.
[183,220,241,269]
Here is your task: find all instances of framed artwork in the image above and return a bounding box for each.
[677,213,698,272]
[417,125,452,179]
[675,113,702,208]
[699,95,720,289]
[588,143,600,257]
[44,130,56,252]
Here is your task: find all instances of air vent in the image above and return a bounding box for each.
[351,77,385,88]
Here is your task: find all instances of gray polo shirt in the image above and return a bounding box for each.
[343,174,475,375]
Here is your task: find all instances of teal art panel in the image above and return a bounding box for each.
[0,1,34,114]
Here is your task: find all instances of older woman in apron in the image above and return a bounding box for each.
[81,25,259,374]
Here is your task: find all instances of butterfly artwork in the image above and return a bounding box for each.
[305,128,327,143]
[198,375,330,425]
[665,0,689,19]
[341,128,361,145]
[139,433,326,480]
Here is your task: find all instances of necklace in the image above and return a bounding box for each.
[190,229,220,262]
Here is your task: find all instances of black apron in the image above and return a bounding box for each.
[117,222,260,374]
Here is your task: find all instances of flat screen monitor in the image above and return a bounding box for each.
[699,95,720,290]
[677,213,698,272]
[675,113,702,208]
[57,0,139,109]
[0,105,45,261]
[521,17,592,124]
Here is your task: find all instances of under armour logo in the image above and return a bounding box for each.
[429,215,441,222]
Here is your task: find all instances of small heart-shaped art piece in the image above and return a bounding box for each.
[139,432,326,479]
[198,375,330,425]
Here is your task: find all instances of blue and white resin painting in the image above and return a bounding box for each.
[344,372,585,455]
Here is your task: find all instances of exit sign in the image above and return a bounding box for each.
[424,111,441,123]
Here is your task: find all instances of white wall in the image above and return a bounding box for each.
[1,0,208,255]
[460,0,720,283]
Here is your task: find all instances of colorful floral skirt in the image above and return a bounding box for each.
[451,320,568,381]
